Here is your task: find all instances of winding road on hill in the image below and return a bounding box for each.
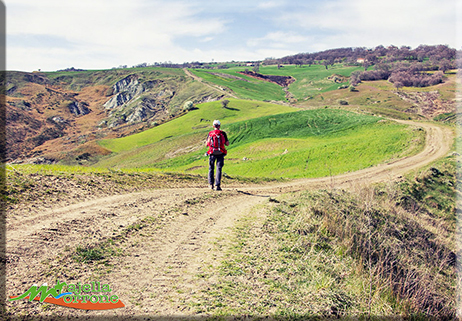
[5,120,453,318]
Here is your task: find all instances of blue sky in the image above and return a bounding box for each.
[5,0,461,71]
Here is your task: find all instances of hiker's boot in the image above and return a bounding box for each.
[210,185,214,190]
[216,186,222,191]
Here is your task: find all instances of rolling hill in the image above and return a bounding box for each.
[4,44,458,319]
[3,45,457,168]
[95,105,425,179]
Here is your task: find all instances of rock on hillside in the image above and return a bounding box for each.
[104,74,145,110]
[4,69,223,162]
[67,101,90,116]
[100,75,173,128]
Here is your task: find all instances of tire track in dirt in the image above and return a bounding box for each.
[103,192,268,316]
[5,120,453,318]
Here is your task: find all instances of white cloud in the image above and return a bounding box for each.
[4,0,459,71]
[200,37,214,43]
[257,1,286,9]
[6,0,229,70]
[248,31,309,48]
[278,0,457,50]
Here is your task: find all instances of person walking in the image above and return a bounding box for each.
[206,120,229,191]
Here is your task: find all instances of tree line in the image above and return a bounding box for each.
[266,45,457,67]
[265,44,459,88]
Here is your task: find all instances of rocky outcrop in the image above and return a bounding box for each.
[395,90,455,118]
[68,101,90,116]
[104,74,145,110]
[100,76,177,127]
[101,96,170,128]
[23,73,49,85]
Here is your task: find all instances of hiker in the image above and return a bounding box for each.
[206,120,229,191]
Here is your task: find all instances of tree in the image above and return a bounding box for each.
[439,59,451,74]
[221,99,230,108]
[393,81,403,92]
[252,62,260,73]
[349,71,362,86]
[363,61,370,71]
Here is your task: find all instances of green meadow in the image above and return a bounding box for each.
[97,105,425,179]
[189,68,286,101]
[98,99,297,153]
[258,64,364,100]
[189,64,363,102]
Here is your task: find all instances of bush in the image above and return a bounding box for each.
[183,101,194,111]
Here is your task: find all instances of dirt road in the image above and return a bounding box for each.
[183,68,239,99]
[5,120,453,318]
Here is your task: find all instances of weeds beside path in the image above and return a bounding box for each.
[4,120,454,319]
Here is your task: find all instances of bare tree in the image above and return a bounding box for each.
[252,63,260,73]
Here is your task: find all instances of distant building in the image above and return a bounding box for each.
[356,58,366,64]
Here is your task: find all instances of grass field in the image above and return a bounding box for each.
[259,64,363,100]
[188,64,363,103]
[97,99,298,153]
[97,108,425,179]
[189,68,287,101]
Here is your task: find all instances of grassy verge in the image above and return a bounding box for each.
[3,164,279,210]
[3,164,202,210]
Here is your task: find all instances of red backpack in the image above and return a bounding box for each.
[207,129,227,155]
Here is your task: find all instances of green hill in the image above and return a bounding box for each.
[98,99,297,153]
[96,106,425,179]
[188,64,363,102]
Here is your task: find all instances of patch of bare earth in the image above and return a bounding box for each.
[395,90,455,118]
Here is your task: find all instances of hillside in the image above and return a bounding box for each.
[3,44,459,319]
[3,68,226,163]
[98,107,425,179]
[4,119,456,319]
[3,44,457,165]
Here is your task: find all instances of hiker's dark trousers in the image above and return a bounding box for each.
[208,154,224,187]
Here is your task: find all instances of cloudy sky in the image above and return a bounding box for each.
[5,0,461,72]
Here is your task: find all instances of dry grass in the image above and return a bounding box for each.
[193,160,456,319]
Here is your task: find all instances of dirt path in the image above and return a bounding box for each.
[183,68,239,99]
[5,120,453,318]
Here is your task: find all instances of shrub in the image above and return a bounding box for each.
[183,101,194,111]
